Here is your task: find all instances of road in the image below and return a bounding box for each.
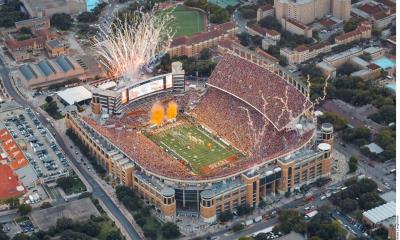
[333,138,396,191]
[0,58,141,240]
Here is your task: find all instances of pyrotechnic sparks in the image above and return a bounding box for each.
[92,10,175,84]
[239,94,270,157]
[313,75,330,105]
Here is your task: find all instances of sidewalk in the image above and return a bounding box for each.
[54,120,145,239]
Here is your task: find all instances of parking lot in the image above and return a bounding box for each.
[0,107,69,182]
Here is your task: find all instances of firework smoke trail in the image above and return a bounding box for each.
[239,94,270,157]
[314,75,330,105]
[92,10,175,84]
[274,86,293,125]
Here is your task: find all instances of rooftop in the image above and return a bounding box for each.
[363,201,396,224]
[0,164,25,200]
[57,86,92,105]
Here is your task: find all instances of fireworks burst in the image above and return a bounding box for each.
[92,10,175,84]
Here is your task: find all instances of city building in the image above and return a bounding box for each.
[57,86,92,106]
[0,165,25,201]
[15,17,50,31]
[217,40,279,68]
[256,4,274,22]
[352,0,396,29]
[13,55,85,89]
[363,201,396,239]
[274,0,350,25]
[5,28,54,62]
[21,0,86,17]
[89,62,185,115]
[322,47,363,67]
[280,43,331,65]
[45,39,68,58]
[281,17,313,38]
[168,22,238,57]
[65,53,333,222]
[334,21,372,45]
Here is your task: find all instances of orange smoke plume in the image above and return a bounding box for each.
[166,101,178,120]
[150,102,164,126]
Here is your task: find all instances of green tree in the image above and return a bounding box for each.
[45,96,53,103]
[348,156,358,173]
[18,204,32,215]
[218,211,234,222]
[199,48,211,60]
[12,234,30,240]
[51,13,73,30]
[161,222,180,239]
[106,231,123,240]
[259,16,281,31]
[343,19,360,32]
[337,63,359,76]
[339,198,358,213]
[40,202,52,209]
[232,223,244,232]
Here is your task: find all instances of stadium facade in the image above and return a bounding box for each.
[65,53,333,223]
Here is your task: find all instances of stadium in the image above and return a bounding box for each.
[66,53,334,222]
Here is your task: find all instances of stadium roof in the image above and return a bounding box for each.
[57,86,92,105]
[207,53,312,130]
[363,201,396,224]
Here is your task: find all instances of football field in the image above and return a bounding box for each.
[146,122,243,174]
[162,5,205,37]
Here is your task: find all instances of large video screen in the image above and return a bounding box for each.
[128,78,164,100]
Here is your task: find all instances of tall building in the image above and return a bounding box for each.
[332,0,351,21]
[274,0,351,25]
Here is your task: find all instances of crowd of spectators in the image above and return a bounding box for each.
[207,53,312,130]
[82,86,314,180]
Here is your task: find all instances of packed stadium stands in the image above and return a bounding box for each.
[207,53,312,130]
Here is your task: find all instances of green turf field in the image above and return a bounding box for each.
[208,0,240,8]
[162,5,205,37]
[146,122,243,174]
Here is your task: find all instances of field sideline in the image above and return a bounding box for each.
[145,122,243,174]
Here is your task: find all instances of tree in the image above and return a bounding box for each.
[259,16,281,31]
[339,198,358,213]
[237,205,253,216]
[51,13,73,30]
[45,96,53,103]
[358,192,384,210]
[343,19,360,32]
[18,204,32,215]
[12,234,30,240]
[199,48,211,60]
[237,32,251,46]
[19,27,32,35]
[348,156,358,173]
[277,209,306,234]
[337,63,359,76]
[60,230,90,240]
[161,222,180,239]
[232,223,244,232]
[56,217,75,232]
[218,211,233,222]
[106,231,123,240]
[40,202,52,209]
[56,176,75,193]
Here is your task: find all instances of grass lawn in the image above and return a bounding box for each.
[208,0,240,8]
[162,5,205,37]
[98,219,120,240]
[146,121,243,174]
